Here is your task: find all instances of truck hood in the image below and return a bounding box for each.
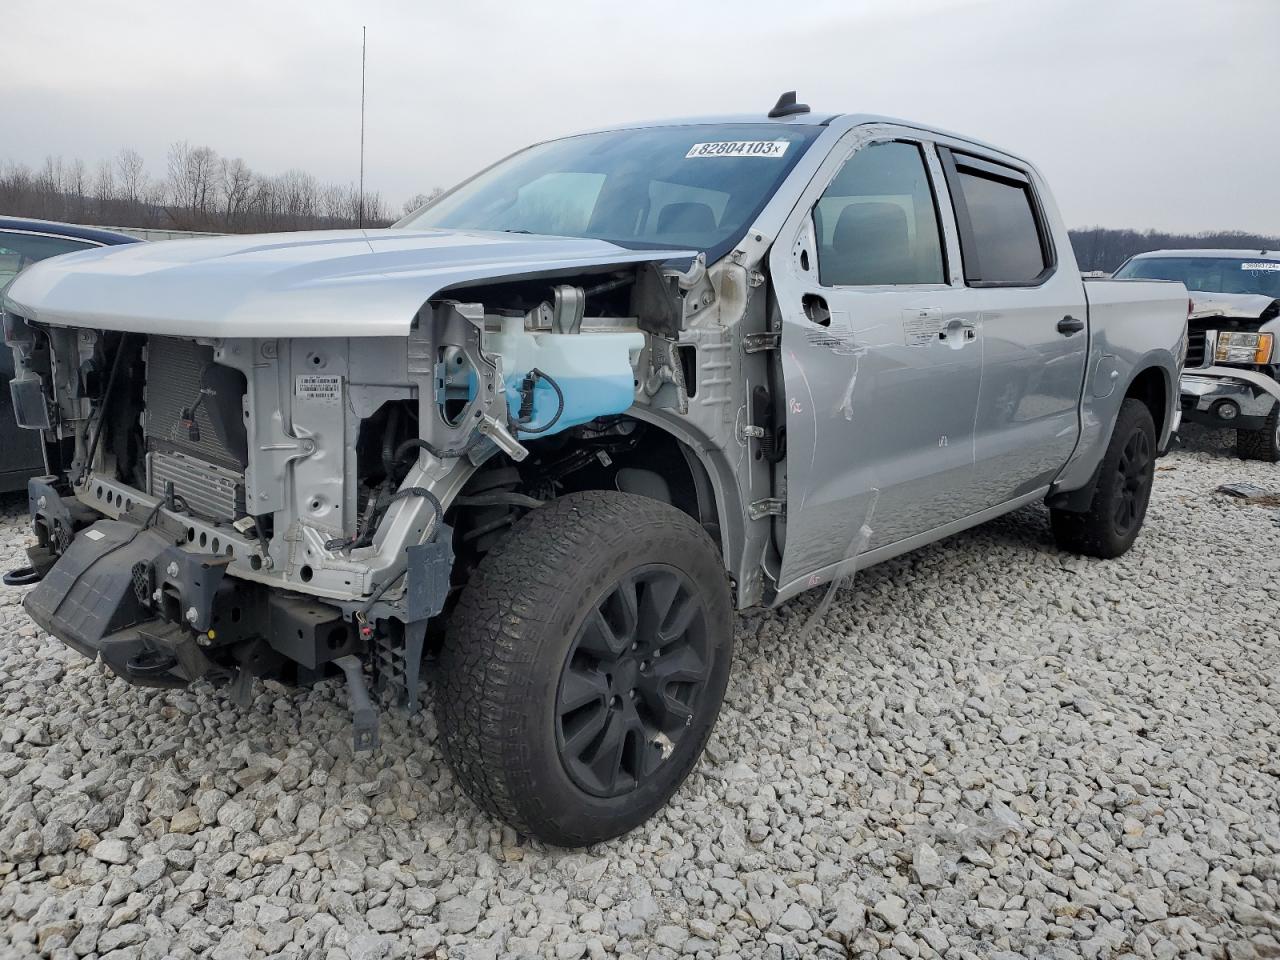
[3,228,695,338]
[1188,290,1280,325]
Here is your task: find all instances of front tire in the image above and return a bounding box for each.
[1050,398,1156,558]
[1236,404,1280,462]
[435,491,733,846]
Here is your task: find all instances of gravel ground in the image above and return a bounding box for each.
[1,424,1278,960]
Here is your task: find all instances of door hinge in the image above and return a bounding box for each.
[748,498,786,520]
[743,331,781,354]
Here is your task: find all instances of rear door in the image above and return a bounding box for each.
[770,131,983,596]
[935,147,1088,506]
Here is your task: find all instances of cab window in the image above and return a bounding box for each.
[813,141,947,287]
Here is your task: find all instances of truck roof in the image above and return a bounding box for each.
[578,112,1030,169]
[1129,248,1280,261]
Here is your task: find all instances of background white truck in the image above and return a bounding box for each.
[1114,248,1280,460]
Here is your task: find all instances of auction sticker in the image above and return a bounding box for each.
[903,307,944,346]
[685,140,789,159]
[1241,262,1280,271]
[295,374,342,403]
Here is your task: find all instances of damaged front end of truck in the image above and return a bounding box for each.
[2,233,716,749]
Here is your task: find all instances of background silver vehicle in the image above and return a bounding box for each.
[0,217,140,493]
[1114,249,1280,460]
[3,95,1187,845]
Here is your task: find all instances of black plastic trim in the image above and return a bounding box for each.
[937,145,1058,289]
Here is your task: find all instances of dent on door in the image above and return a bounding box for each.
[770,135,985,598]
[772,264,983,594]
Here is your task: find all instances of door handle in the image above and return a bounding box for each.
[1057,315,1085,336]
[943,318,978,346]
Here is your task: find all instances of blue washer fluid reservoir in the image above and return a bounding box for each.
[485,315,645,439]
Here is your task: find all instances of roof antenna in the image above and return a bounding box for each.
[358,25,367,229]
[768,90,810,119]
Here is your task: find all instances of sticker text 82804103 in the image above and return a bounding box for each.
[685,141,790,159]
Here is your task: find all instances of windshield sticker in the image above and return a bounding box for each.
[685,140,789,159]
[1241,262,1280,271]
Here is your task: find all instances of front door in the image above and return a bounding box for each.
[770,134,982,598]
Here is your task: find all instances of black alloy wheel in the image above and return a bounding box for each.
[555,566,709,798]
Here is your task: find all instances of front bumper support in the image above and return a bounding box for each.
[23,516,219,686]
[1181,370,1279,431]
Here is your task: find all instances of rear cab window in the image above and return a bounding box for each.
[937,149,1054,286]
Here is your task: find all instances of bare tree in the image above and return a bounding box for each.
[401,188,443,217]
[33,157,67,220]
[116,148,148,223]
[66,159,88,221]
[92,159,116,221]
[166,142,222,228]
[2,143,400,232]
[219,157,254,229]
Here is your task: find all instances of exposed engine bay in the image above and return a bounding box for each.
[1,250,767,747]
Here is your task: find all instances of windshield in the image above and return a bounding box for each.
[1114,256,1280,299]
[396,124,821,262]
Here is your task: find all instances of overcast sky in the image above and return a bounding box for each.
[7,0,1278,233]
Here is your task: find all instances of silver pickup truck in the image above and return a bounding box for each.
[1114,248,1280,460]
[3,95,1187,845]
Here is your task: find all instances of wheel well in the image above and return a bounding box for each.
[446,417,722,582]
[1048,366,1168,514]
[1125,366,1167,435]
[535,421,718,538]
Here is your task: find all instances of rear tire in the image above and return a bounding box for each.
[1050,399,1156,559]
[1236,405,1280,462]
[434,490,733,847]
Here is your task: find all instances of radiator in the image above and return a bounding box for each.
[149,450,244,521]
[144,337,248,521]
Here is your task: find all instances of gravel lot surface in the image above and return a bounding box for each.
[1,425,1278,960]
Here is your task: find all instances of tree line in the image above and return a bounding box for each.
[1,145,1274,266]
[0,144,441,234]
